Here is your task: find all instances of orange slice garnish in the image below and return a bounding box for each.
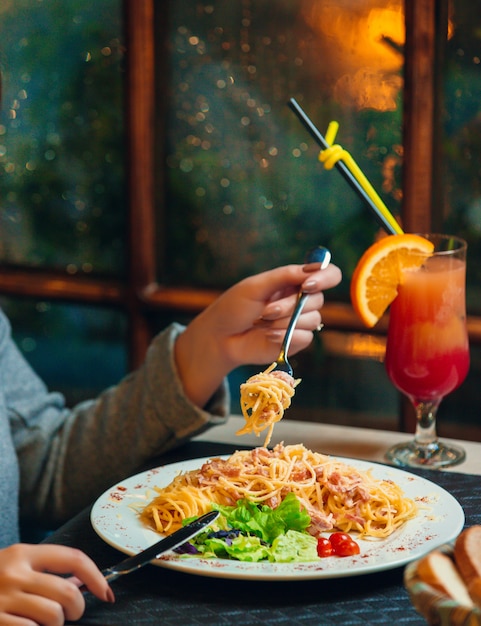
[350,234,435,327]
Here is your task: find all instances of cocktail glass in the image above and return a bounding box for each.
[384,234,470,468]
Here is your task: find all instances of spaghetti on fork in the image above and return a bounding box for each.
[237,363,299,446]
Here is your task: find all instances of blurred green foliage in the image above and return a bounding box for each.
[161,1,403,297]
[0,0,126,276]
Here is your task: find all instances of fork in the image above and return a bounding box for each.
[273,246,331,376]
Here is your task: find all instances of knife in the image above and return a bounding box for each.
[93,510,219,585]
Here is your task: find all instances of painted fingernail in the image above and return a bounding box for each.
[303,262,322,272]
[105,587,116,603]
[265,329,283,341]
[303,280,317,290]
[261,305,282,320]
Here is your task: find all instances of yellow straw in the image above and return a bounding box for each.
[319,121,403,235]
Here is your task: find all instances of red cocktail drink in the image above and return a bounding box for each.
[385,256,469,401]
[384,234,469,468]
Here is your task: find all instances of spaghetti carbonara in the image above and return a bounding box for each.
[140,443,417,539]
[237,363,299,446]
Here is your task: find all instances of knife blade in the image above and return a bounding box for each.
[99,510,219,583]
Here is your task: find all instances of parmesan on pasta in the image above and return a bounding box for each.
[237,363,299,446]
[140,443,417,539]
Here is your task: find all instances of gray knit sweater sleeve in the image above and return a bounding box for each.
[1,310,229,540]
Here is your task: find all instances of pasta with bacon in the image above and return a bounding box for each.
[140,443,417,539]
[237,363,299,446]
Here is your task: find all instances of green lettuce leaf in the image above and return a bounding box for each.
[269,529,319,562]
[197,534,271,562]
[213,492,311,544]
[182,493,318,563]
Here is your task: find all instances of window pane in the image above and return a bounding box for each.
[159,0,405,294]
[159,0,406,433]
[0,0,126,277]
[0,297,128,405]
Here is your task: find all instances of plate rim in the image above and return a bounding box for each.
[90,454,465,581]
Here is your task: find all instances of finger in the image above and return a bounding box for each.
[27,546,113,603]
[240,313,321,365]
[239,265,323,303]
[263,327,317,353]
[259,266,340,319]
[20,572,85,623]
[0,611,38,626]
[261,292,325,321]
[264,310,322,337]
[254,263,341,297]
[292,309,323,331]
[301,264,342,293]
[0,589,65,626]
[285,326,319,354]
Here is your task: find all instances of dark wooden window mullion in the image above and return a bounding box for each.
[400,0,447,432]
[402,0,438,234]
[124,0,157,369]
[401,0,437,431]
[431,0,450,232]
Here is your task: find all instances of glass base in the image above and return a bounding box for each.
[385,440,466,469]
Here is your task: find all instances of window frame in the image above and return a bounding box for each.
[0,0,479,432]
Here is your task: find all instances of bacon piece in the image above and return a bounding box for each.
[345,512,365,526]
[269,370,296,387]
[296,497,334,535]
[291,468,311,482]
[326,470,371,502]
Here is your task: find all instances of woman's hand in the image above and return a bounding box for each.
[0,544,114,626]
[175,261,342,407]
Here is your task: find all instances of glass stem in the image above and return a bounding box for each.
[412,399,441,457]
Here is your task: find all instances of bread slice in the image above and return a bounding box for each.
[454,525,481,605]
[467,578,481,606]
[417,551,474,608]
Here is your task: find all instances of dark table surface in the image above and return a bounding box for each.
[45,441,481,626]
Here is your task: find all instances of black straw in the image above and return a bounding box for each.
[288,98,399,235]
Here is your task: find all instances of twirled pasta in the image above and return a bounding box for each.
[237,363,299,446]
[140,443,417,538]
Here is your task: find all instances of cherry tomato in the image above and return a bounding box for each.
[329,532,360,557]
[329,532,351,549]
[317,537,334,557]
[333,539,360,557]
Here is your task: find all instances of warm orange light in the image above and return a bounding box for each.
[302,0,404,111]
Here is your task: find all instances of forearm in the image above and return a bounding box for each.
[17,323,230,525]
[174,311,235,409]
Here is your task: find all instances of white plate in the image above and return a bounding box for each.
[90,455,465,581]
